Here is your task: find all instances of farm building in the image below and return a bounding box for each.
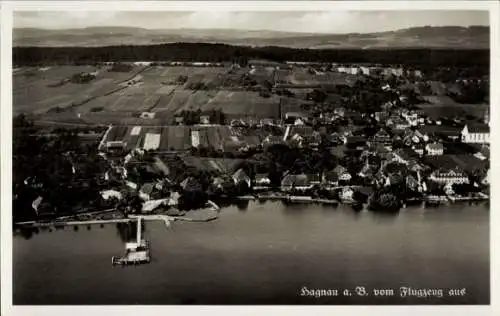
[130,126,142,136]
[140,112,156,119]
[134,61,153,66]
[191,130,200,147]
[106,140,126,150]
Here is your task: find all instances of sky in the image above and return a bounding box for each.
[14,11,489,34]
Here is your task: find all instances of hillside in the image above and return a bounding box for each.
[13,26,489,49]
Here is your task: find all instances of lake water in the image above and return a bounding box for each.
[13,201,489,305]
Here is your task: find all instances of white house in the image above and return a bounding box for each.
[140,112,156,119]
[333,165,352,182]
[254,174,271,188]
[429,168,469,185]
[126,181,138,190]
[100,190,123,201]
[200,115,211,125]
[401,110,420,126]
[106,140,126,150]
[425,143,444,156]
[141,198,168,213]
[294,118,306,126]
[461,124,490,144]
[168,192,181,206]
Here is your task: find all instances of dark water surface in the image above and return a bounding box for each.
[13,201,489,305]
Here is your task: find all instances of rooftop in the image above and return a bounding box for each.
[466,123,490,134]
[426,143,444,150]
[282,174,310,187]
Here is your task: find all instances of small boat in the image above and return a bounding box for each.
[112,217,151,266]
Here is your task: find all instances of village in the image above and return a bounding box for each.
[13,59,490,224]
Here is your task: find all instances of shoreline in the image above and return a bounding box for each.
[14,194,488,228]
[16,209,219,229]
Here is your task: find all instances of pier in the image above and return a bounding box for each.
[112,217,151,266]
[20,218,134,228]
[16,204,220,229]
[258,193,339,206]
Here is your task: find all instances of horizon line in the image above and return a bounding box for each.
[13,24,489,35]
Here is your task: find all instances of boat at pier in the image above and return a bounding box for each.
[112,217,151,266]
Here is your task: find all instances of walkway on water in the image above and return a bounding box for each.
[16,201,220,228]
[257,193,339,205]
[17,215,219,228]
[16,212,219,228]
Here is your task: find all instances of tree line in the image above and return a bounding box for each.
[13,43,489,71]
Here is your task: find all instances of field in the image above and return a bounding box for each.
[275,68,359,87]
[13,65,146,115]
[27,62,486,124]
[181,157,244,174]
[14,65,292,123]
[417,101,488,120]
[201,91,281,118]
[103,125,235,151]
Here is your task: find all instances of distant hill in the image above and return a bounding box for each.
[13,26,489,49]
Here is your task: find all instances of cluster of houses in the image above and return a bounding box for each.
[94,109,489,214]
[332,64,422,78]
[85,61,490,213]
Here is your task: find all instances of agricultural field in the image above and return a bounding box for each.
[417,102,488,121]
[427,80,448,95]
[202,90,281,118]
[13,65,147,115]
[79,94,160,113]
[276,67,360,86]
[140,66,226,87]
[421,95,457,106]
[103,125,235,151]
[153,90,193,114]
[14,64,357,124]
[152,89,282,119]
[181,157,244,174]
[280,97,313,115]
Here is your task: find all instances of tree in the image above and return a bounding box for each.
[307,89,327,103]
[178,187,208,211]
[235,181,251,196]
[353,190,368,203]
[369,191,402,213]
[452,183,478,196]
[268,164,283,189]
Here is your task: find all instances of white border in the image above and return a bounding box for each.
[5,1,497,11]
[1,1,499,316]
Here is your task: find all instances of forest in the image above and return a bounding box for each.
[13,43,489,72]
